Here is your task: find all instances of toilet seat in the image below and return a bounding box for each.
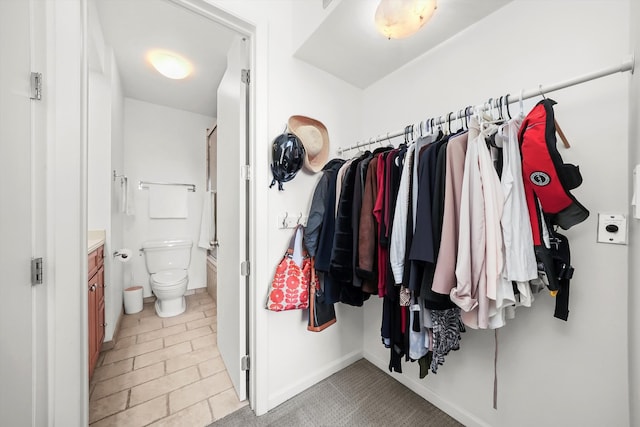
[150,269,187,286]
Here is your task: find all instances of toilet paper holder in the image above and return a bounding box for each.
[113,249,132,260]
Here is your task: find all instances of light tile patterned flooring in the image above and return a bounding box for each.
[89,290,247,426]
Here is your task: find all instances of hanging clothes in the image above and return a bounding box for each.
[305,158,345,304]
[350,152,373,289]
[311,92,589,380]
[357,155,380,295]
[499,117,537,309]
[431,132,469,295]
[451,118,485,329]
[331,154,369,306]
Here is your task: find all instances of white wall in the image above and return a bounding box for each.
[88,71,110,230]
[108,50,125,340]
[291,0,341,52]
[88,70,117,341]
[628,0,639,425]
[123,98,211,297]
[88,0,125,342]
[360,1,630,426]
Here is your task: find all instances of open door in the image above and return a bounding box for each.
[216,36,250,401]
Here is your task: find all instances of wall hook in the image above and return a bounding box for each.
[282,212,288,228]
[297,212,302,225]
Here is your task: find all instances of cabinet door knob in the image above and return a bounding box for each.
[89,284,96,292]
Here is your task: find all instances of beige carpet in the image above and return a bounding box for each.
[211,358,462,426]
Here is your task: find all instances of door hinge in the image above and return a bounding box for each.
[30,72,42,100]
[241,69,250,85]
[240,260,250,277]
[31,257,43,285]
[241,165,251,181]
[241,355,250,371]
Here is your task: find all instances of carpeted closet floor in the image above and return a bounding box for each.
[211,358,462,427]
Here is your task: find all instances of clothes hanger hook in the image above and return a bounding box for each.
[539,84,547,99]
[505,94,512,120]
[464,106,471,129]
[519,89,525,117]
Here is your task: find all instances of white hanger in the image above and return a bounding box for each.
[519,89,525,118]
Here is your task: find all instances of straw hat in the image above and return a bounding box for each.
[287,115,329,173]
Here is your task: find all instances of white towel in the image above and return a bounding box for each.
[118,177,127,213]
[198,191,215,249]
[148,185,188,219]
[119,177,130,214]
[126,178,135,216]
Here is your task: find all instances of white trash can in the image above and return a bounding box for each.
[124,286,143,314]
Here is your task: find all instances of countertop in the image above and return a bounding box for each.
[88,230,106,253]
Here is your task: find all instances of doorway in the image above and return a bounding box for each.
[86,0,255,422]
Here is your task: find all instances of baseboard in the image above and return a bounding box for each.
[267,350,363,410]
[363,351,490,427]
[101,306,124,352]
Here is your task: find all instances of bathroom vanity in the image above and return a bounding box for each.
[88,237,105,380]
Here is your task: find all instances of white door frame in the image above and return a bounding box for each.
[45,0,89,425]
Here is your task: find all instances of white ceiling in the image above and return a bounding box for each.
[94,0,513,118]
[295,0,513,89]
[95,0,238,117]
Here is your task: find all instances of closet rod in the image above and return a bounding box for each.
[338,55,635,155]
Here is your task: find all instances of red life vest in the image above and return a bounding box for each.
[519,99,589,246]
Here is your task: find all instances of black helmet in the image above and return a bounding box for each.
[269,132,305,190]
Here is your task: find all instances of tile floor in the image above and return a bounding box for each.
[89,290,247,426]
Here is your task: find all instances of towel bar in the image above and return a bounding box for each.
[138,181,196,192]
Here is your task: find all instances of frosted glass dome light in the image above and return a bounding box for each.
[147,50,193,80]
[375,0,437,40]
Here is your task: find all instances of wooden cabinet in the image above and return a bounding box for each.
[88,245,105,380]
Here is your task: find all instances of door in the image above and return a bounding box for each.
[216,36,250,401]
[0,0,36,423]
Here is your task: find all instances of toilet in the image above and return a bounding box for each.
[141,238,192,318]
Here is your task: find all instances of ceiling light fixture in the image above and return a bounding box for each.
[375,0,437,40]
[147,50,193,80]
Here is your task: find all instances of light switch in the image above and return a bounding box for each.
[597,213,627,245]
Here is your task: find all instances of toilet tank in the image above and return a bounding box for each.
[142,239,192,273]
